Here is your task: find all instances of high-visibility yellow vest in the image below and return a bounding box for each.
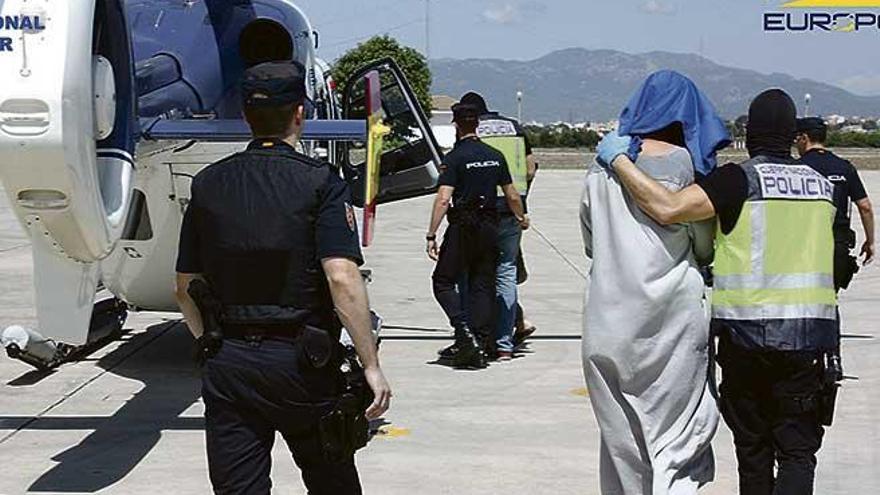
[477,116,529,196]
[713,157,838,350]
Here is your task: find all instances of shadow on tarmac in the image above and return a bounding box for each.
[7,321,404,492]
[4,321,588,491]
[6,368,57,387]
[424,342,534,371]
[16,321,202,493]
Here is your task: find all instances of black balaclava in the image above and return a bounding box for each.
[746,89,797,159]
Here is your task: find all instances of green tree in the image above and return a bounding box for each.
[579,129,601,148]
[734,115,749,139]
[827,131,880,148]
[333,35,432,119]
[524,125,601,149]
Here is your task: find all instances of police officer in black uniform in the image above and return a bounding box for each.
[796,117,875,291]
[175,61,391,495]
[425,100,529,368]
[460,91,539,358]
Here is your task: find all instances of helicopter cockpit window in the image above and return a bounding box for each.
[342,61,442,205]
[345,72,423,163]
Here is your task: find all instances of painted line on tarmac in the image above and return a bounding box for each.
[0,322,179,445]
[0,243,29,254]
[382,324,449,333]
[374,426,411,439]
[530,226,587,280]
[570,387,589,397]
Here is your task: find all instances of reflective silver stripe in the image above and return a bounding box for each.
[712,303,837,320]
[715,273,834,291]
[750,202,765,276]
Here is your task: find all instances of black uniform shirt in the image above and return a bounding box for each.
[176,140,362,328]
[697,163,750,235]
[438,137,512,209]
[800,148,868,228]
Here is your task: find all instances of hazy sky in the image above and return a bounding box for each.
[294,0,880,96]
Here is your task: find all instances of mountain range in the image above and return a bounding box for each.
[429,48,880,123]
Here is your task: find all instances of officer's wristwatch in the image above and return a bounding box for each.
[426,234,437,241]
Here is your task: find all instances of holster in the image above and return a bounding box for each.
[819,352,844,426]
[818,383,839,427]
[318,346,374,462]
[301,326,333,369]
[187,279,224,366]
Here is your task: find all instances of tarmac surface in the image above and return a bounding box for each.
[1,170,879,494]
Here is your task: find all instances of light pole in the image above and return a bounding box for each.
[516,90,523,123]
[804,93,812,118]
[425,0,431,60]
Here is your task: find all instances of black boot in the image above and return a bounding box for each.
[450,324,486,369]
[438,342,459,359]
[478,334,496,361]
[437,323,465,358]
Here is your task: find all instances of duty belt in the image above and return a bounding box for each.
[223,304,305,325]
[448,205,497,225]
[223,324,304,342]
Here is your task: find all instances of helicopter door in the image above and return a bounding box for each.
[0,0,137,262]
[0,0,136,347]
[341,58,443,206]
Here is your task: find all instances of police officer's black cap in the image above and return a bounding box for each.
[242,61,306,107]
[460,92,489,114]
[796,117,827,133]
[451,102,481,123]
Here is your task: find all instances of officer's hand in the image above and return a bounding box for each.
[596,130,633,169]
[861,241,875,266]
[427,240,440,261]
[364,366,392,420]
[518,215,531,231]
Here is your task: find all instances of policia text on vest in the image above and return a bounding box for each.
[478,119,530,198]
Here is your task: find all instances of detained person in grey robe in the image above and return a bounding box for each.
[579,71,732,495]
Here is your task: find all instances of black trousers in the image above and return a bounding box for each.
[717,337,825,495]
[202,338,361,495]
[432,220,498,340]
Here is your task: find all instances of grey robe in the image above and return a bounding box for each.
[579,148,719,495]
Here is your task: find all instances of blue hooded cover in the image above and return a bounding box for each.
[618,70,731,176]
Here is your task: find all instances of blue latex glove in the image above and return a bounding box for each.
[596,130,633,169]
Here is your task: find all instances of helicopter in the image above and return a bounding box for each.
[0,0,444,369]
